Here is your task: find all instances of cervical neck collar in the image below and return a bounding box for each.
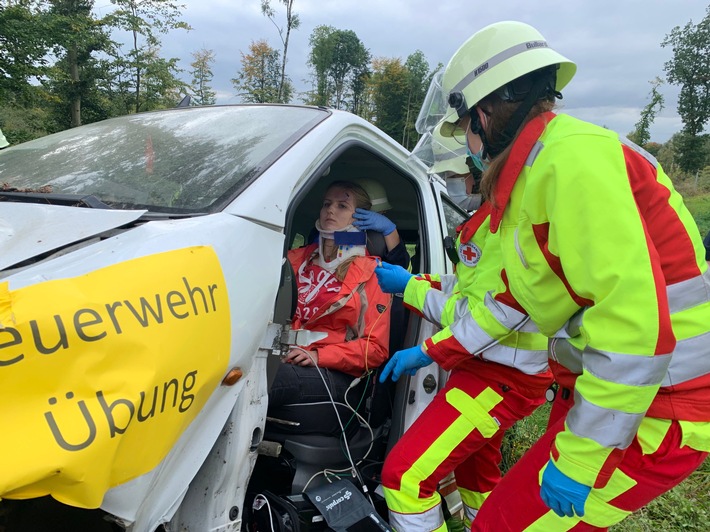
[314,220,366,272]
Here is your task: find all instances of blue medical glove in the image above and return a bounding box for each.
[375,261,413,294]
[353,208,396,236]
[540,459,592,518]
[379,345,434,383]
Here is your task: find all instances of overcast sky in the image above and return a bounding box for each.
[102,0,709,143]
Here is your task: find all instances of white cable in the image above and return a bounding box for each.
[302,470,328,493]
[302,467,343,493]
[293,348,360,485]
[253,494,275,532]
[342,378,376,505]
[344,381,374,462]
[302,465,367,493]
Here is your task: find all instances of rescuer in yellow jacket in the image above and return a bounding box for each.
[376,129,552,531]
[429,20,710,531]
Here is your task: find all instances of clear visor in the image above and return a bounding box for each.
[409,131,470,176]
[407,132,435,173]
[415,71,448,135]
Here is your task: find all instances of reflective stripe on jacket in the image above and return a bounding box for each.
[403,205,548,375]
[491,112,710,488]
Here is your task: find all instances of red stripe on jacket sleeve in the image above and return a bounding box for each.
[621,146,681,355]
[622,145,701,283]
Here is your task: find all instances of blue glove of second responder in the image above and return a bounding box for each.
[353,208,396,236]
[379,345,433,383]
[374,261,413,294]
[540,459,592,518]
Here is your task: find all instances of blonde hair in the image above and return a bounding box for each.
[326,180,372,210]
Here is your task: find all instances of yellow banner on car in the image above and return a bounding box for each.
[0,246,231,508]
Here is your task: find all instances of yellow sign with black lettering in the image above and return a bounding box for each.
[0,246,231,508]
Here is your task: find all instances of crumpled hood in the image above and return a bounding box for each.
[0,203,145,271]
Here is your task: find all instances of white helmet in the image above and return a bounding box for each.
[440,21,576,137]
[353,178,392,212]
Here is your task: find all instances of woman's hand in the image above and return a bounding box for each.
[283,347,319,366]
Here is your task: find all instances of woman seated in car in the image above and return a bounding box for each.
[268,181,392,424]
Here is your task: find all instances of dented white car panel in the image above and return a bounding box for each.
[0,105,462,531]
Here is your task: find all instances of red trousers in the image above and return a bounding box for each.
[472,389,709,531]
[381,361,550,530]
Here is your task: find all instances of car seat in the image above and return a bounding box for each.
[262,229,407,493]
[264,374,384,493]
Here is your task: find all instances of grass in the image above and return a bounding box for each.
[500,405,710,531]
[683,192,710,237]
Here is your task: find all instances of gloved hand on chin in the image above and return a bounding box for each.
[353,208,396,236]
[375,261,413,294]
[379,345,433,383]
[540,459,592,518]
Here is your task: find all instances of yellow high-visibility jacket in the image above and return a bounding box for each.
[488,111,710,488]
[403,203,549,379]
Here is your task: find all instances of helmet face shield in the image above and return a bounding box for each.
[409,132,436,168]
[415,71,448,135]
[412,126,471,176]
[430,138,469,175]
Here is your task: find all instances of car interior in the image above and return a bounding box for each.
[247,140,472,528]
[286,145,422,267]
[246,143,433,517]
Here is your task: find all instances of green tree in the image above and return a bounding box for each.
[369,57,409,142]
[260,0,299,103]
[42,52,115,130]
[628,77,665,147]
[348,62,370,116]
[232,39,293,103]
[662,5,710,173]
[138,49,185,110]
[306,25,369,109]
[657,133,679,178]
[305,24,335,106]
[45,0,115,127]
[401,51,441,150]
[0,2,54,142]
[0,1,115,138]
[675,131,710,179]
[0,1,51,106]
[105,0,191,113]
[189,48,216,105]
[0,99,54,145]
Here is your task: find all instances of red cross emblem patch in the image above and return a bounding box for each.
[458,241,482,267]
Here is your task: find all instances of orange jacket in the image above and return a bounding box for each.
[287,244,391,376]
